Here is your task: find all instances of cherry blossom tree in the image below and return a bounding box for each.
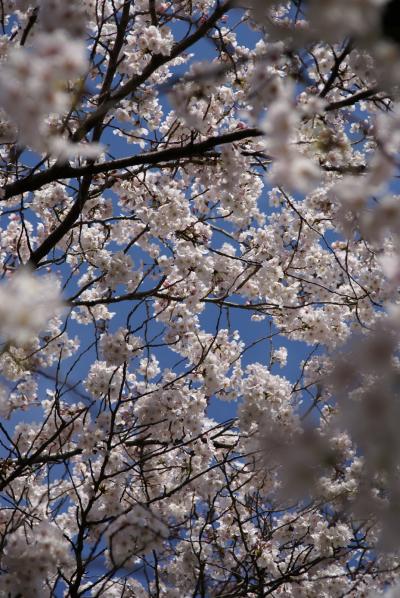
[1,0,400,596]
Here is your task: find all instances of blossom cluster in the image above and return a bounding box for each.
[0,268,63,346]
[0,521,70,596]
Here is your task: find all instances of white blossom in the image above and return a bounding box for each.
[0,269,64,346]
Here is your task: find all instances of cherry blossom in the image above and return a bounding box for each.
[0,268,63,346]
[0,1,399,596]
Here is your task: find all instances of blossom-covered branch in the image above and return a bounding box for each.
[1,1,400,597]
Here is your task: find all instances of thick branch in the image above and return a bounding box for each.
[4,127,263,200]
[27,172,93,267]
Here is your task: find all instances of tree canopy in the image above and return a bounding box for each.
[0,1,399,596]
